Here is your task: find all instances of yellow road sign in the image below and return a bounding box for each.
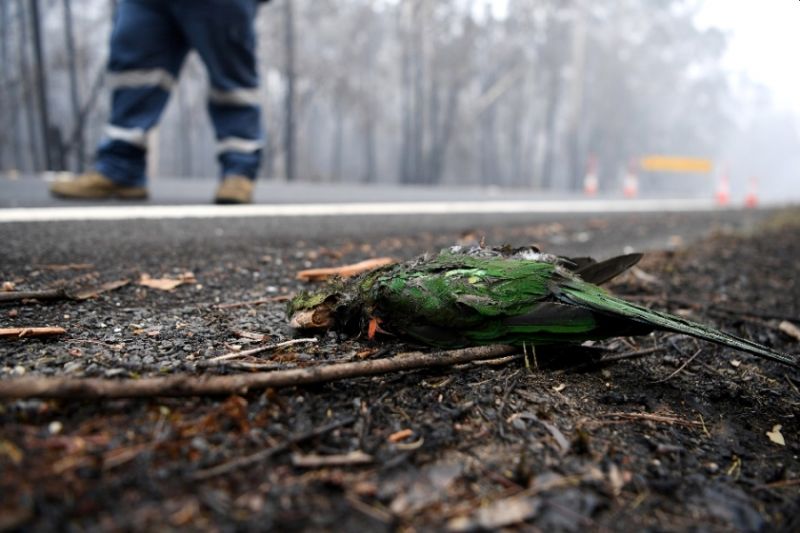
[639,156,713,174]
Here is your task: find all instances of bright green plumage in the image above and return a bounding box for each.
[287,246,798,369]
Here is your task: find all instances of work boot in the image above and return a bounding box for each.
[49,171,148,200]
[214,175,254,204]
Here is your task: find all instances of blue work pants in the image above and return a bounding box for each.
[96,0,263,185]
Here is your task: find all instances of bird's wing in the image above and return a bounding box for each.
[572,253,642,285]
[368,256,636,346]
[368,257,555,327]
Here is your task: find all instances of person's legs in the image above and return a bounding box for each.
[96,0,189,186]
[175,0,263,186]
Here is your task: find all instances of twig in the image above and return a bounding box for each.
[212,295,291,309]
[198,361,292,372]
[0,280,129,303]
[599,347,663,364]
[754,478,800,491]
[0,345,518,399]
[708,306,800,324]
[36,263,94,271]
[0,290,67,303]
[0,327,66,339]
[471,354,524,366]
[564,347,664,372]
[651,348,702,383]
[206,337,318,363]
[232,330,267,341]
[296,257,396,282]
[602,412,702,427]
[192,416,356,480]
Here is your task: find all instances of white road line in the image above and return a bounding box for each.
[0,199,721,223]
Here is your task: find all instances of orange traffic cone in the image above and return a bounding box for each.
[622,162,638,198]
[715,172,730,206]
[583,156,599,196]
[744,177,759,208]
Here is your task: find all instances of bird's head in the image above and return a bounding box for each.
[287,288,346,331]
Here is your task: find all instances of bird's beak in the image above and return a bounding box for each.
[289,307,334,330]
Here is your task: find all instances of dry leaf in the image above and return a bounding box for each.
[778,321,800,341]
[72,279,130,300]
[296,257,396,282]
[139,272,196,291]
[553,383,566,393]
[767,425,786,446]
[0,327,66,338]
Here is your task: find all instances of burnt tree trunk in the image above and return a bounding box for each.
[283,0,296,181]
[29,0,58,170]
[63,0,84,171]
[16,0,41,171]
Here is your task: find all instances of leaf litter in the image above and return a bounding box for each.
[1,211,799,531]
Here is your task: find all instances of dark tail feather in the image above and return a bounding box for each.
[574,253,643,285]
[561,283,799,369]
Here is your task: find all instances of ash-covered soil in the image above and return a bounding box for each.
[1,211,799,531]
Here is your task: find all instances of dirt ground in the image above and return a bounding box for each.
[1,211,799,532]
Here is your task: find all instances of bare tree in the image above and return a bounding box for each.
[62,0,84,171]
[15,0,41,171]
[283,0,296,181]
[0,0,10,171]
[2,0,768,194]
[29,0,60,170]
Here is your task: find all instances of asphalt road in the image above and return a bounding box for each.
[1,174,789,268]
[3,175,573,208]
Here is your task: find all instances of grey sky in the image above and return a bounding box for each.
[690,1,799,112]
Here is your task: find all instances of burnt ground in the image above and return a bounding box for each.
[1,210,799,532]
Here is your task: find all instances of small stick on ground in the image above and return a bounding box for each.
[0,344,518,399]
[472,354,524,366]
[602,411,703,427]
[0,327,66,339]
[0,290,67,303]
[562,347,664,372]
[192,416,356,480]
[212,295,292,309]
[296,257,396,282]
[652,348,702,383]
[36,263,95,271]
[600,347,663,364]
[0,280,130,303]
[206,337,318,363]
[754,478,800,491]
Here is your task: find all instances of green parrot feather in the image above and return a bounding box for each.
[288,245,798,369]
